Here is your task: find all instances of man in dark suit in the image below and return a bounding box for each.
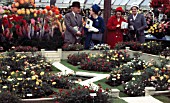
[128,3,147,43]
[64,1,83,44]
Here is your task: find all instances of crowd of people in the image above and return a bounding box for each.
[63,1,148,49]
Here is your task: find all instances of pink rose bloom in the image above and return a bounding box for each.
[31,19,35,25]
[0,9,4,14]
[8,6,11,10]
[3,6,8,10]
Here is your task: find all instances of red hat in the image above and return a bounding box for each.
[115,7,124,13]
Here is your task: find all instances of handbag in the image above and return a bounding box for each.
[92,33,103,41]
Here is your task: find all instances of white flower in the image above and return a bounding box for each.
[2,86,7,89]
[132,77,135,80]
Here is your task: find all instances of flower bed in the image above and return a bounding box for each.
[55,86,110,103]
[0,51,72,99]
[123,66,170,96]
[115,42,141,51]
[141,41,163,55]
[67,52,88,66]
[115,41,166,55]
[66,50,131,72]
[106,65,133,86]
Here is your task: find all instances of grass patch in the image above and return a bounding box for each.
[60,60,110,74]
[153,95,170,103]
[50,65,61,73]
[111,98,127,103]
[94,78,128,97]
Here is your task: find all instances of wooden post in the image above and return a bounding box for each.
[104,0,111,42]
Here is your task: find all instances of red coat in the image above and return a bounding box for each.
[106,15,127,49]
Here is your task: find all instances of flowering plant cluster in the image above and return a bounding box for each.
[62,43,84,51]
[102,50,131,68]
[141,41,163,55]
[80,55,112,72]
[55,86,110,103]
[150,0,170,17]
[67,53,88,66]
[91,44,111,50]
[115,42,141,51]
[66,50,131,72]
[147,22,169,39]
[11,46,38,52]
[0,51,72,99]
[161,47,170,57]
[106,65,133,86]
[127,58,147,71]
[0,3,63,50]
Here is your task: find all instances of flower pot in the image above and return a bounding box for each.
[165,35,170,40]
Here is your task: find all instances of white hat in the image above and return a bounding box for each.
[130,3,139,9]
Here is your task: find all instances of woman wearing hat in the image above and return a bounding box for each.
[84,4,105,49]
[106,7,127,48]
[127,3,147,43]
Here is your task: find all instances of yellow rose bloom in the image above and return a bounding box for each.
[32,76,36,80]
[168,79,170,83]
[155,68,159,71]
[40,72,45,76]
[11,71,15,75]
[160,76,164,81]
[52,82,56,85]
[36,81,39,85]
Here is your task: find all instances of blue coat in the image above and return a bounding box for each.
[90,16,105,34]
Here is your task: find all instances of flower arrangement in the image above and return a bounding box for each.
[67,53,88,66]
[91,44,110,50]
[147,22,168,39]
[0,51,73,98]
[0,2,63,51]
[141,41,163,55]
[150,0,170,17]
[150,0,169,8]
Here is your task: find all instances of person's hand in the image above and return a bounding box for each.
[76,31,82,36]
[88,28,92,32]
[116,24,120,27]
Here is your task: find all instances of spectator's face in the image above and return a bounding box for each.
[73,7,81,14]
[89,8,94,16]
[115,11,122,18]
[131,7,138,15]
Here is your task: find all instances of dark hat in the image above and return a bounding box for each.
[71,1,81,8]
[92,4,101,14]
